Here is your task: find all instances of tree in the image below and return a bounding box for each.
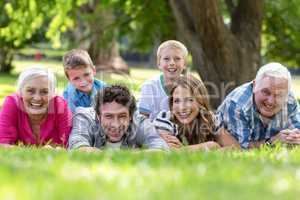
[263,0,300,67]
[169,0,263,107]
[0,0,85,73]
[70,1,129,74]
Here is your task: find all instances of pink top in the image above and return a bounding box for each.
[0,94,72,148]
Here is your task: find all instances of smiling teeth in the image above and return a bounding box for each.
[168,68,177,72]
[31,103,42,107]
[178,111,191,118]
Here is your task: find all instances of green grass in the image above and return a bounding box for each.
[1,146,300,200]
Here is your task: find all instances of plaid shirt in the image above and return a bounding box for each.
[216,82,300,149]
[68,107,169,150]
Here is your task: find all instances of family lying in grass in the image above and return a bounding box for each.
[0,40,299,150]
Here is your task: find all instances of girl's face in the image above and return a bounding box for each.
[21,76,51,116]
[172,86,199,125]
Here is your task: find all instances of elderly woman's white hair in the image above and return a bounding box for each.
[17,67,56,96]
[254,62,292,91]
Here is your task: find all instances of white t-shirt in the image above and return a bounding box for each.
[138,74,170,121]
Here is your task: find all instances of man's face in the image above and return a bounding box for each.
[99,101,131,142]
[253,76,288,118]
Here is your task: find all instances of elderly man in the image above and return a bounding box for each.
[216,62,300,149]
[68,85,168,151]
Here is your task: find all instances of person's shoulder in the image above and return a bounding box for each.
[142,74,161,86]
[63,82,76,96]
[2,93,20,107]
[287,91,300,110]
[132,111,148,124]
[74,107,96,119]
[218,82,254,116]
[224,82,253,105]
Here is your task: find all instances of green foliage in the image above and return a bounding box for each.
[1,147,300,199]
[263,0,300,67]
[109,0,176,52]
[0,0,86,48]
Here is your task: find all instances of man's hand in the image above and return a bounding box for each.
[159,133,182,149]
[272,129,300,145]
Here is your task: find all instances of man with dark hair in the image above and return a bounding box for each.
[68,85,168,151]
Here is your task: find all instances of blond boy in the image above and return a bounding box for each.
[63,49,106,113]
[138,40,188,120]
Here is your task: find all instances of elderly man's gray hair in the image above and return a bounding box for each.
[255,62,292,91]
[17,67,56,96]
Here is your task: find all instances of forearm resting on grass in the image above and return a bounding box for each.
[159,132,221,151]
[269,129,300,145]
[214,128,241,150]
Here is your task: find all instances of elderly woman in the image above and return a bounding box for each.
[0,68,72,148]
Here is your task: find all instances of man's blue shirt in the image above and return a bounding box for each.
[216,82,300,149]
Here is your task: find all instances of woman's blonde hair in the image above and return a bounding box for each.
[169,74,215,144]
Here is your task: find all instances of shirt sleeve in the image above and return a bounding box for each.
[217,101,251,149]
[63,83,76,113]
[55,97,73,148]
[68,108,95,150]
[135,114,169,150]
[287,94,300,129]
[138,82,154,115]
[0,96,18,144]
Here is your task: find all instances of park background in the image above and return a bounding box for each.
[1,1,300,199]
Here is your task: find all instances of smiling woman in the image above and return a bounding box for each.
[0,68,72,148]
[154,74,239,151]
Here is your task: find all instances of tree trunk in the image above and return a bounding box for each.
[169,0,263,108]
[76,2,129,74]
[0,48,14,73]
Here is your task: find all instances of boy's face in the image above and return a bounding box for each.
[99,101,131,143]
[66,66,96,93]
[158,47,186,82]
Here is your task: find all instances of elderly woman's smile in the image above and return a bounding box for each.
[21,76,51,116]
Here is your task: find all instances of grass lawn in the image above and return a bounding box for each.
[1,146,300,200]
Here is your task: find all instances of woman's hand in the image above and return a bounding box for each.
[159,133,183,149]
